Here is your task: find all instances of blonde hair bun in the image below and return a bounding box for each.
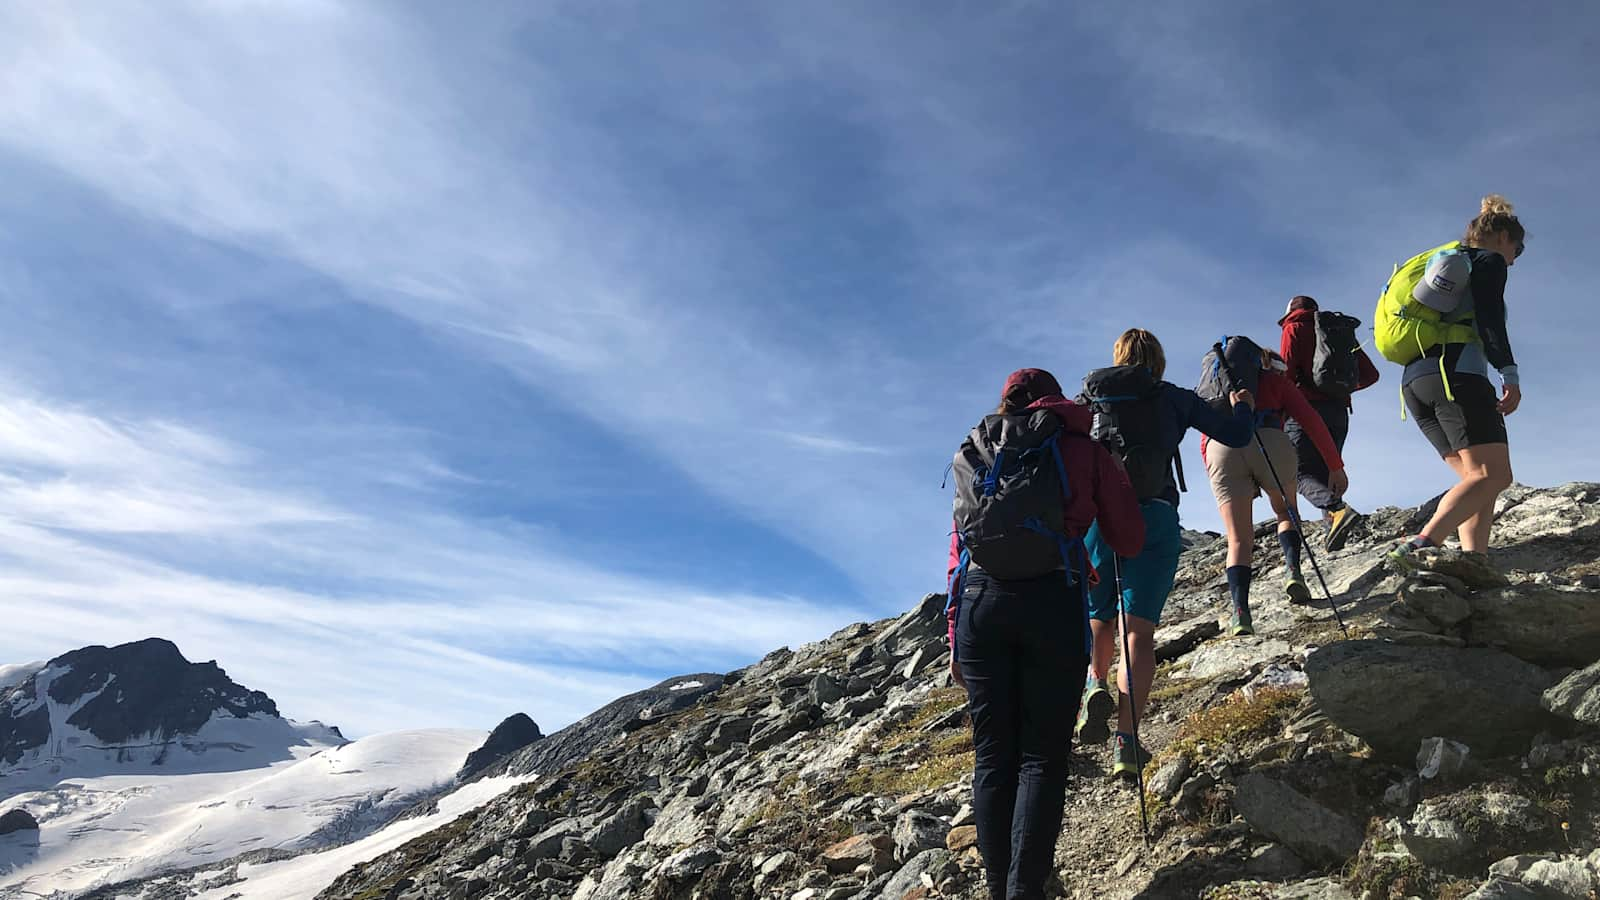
[1480,194,1515,217]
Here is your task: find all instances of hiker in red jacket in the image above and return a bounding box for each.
[1279,296,1380,550]
[944,368,1143,900]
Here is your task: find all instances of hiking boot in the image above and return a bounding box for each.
[1325,506,1362,551]
[1230,599,1254,636]
[1111,733,1152,780]
[1075,679,1116,746]
[1285,574,1312,605]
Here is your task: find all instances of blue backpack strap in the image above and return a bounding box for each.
[1048,435,1072,503]
[982,449,1005,496]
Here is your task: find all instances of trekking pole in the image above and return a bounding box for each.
[1113,555,1151,845]
[1211,343,1351,639]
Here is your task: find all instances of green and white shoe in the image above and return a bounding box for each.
[1285,574,1312,605]
[1112,733,1152,780]
[1385,539,1424,575]
[1075,679,1116,746]
[1230,599,1255,636]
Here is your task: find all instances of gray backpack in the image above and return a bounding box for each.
[951,409,1077,580]
[1197,336,1265,412]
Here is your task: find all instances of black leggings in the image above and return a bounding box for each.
[956,569,1088,900]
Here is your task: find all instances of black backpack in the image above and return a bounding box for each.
[1197,335,1266,413]
[951,409,1078,580]
[1080,366,1184,502]
[1310,311,1363,399]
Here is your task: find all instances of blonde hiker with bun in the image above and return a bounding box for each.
[1376,195,1526,570]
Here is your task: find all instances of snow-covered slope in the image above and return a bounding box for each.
[185,774,533,900]
[0,728,485,897]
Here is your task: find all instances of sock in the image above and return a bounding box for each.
[1407,535,1435,550]
[1086,672,1108,689]
[1226,565,1252,610]
[1278,530,1303,577]
[1328,499,1346,513]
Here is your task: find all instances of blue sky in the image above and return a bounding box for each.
[1,2,1597,735]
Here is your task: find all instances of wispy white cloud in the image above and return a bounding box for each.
[0,385,871,734]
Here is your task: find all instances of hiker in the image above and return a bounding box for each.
[1278,297,1380,550]
[1074,329,1257,779]
[1199,339,1348,636]
[1380,195,1525,570]
[945,367,1144,900]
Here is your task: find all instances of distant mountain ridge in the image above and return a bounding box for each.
[0,637,338,780]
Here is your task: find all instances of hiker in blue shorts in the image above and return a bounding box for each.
[1074,329,1256,778]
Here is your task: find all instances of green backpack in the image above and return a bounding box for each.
[1373,241,1479,366]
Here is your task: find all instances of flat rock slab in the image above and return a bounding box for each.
[1176,637,1291,681]
[1306,641,1555,757]
[1468,585,1600,667]
[1232,773,1363,866]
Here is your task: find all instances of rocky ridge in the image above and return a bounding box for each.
[311,482,1600,900]
[118,483,1600,900]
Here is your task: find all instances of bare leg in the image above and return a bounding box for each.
[1221,497,1257,569]
[1114,614,1157,734]
[1264,487,1300,534]
[1423,444,1512,552]
[1088,618,1116,682]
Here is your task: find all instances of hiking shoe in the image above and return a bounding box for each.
[1285,575,1312,605]
[1385,539,1423,575]
[1325,506,1362,551]
[1075,679,1116,746]
[1111,734,1152,780]
[1230,600,1255,636]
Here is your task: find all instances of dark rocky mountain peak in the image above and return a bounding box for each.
[459,713,543,781]
[1,637,281,766]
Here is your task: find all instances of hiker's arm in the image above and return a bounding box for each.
[1471,257,1520,386]
[1177,386,1254,449]
[1282,385,1344,472]
[1092,443,1146,557]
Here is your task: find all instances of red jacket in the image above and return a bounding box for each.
[946,395,1144,649]
[1200,369,1344,471]
[1279,308,1380,408]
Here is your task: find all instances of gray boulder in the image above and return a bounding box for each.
[1523,858,1596,899]
[877,848,951,899]
[1398,581,1472,628]
[1245,842,1307,880]
[584,798,654,859]
[1467,585,1600,667]
[526,819,585,862]
[1179,637,1291,680]
[1148,755,1193,802]
[749,706,820,752]
[1305,641,1554,757]
[891,810,947,862]
[1231,773,1362,866]
[1543,660,1600,726]
[658,842,721,881]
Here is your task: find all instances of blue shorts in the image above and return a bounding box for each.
[1084,499,1182,624]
